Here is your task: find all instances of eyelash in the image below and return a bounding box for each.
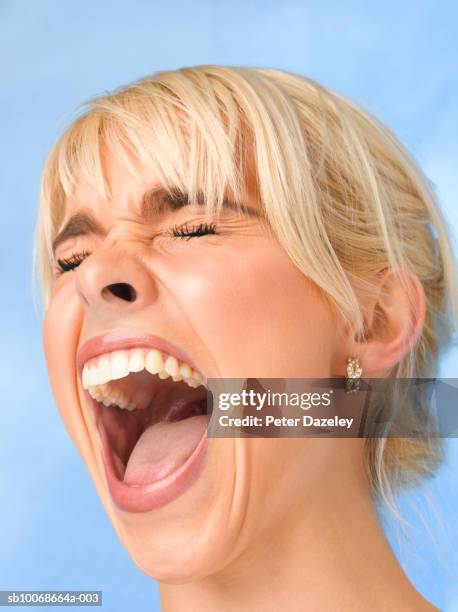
[55,223,218,274]
[56,251,91,274]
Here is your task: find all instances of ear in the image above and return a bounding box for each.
[338,268,426,376]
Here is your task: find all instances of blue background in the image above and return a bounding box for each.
[1,1,457,610]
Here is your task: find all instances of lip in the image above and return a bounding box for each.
[77,329,204,376]
[92,397,209,513]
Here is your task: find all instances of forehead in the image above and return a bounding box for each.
[50,92,264,235]
[64,156,148,224]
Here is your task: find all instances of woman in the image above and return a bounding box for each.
[36,65,456,610]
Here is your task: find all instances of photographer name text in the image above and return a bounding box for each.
[218,415,354,429]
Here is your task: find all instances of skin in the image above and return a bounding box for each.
[43,146,436,611]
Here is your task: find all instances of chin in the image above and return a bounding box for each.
[119,520,230,584]
[89,436,238,584]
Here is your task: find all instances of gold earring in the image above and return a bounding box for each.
[345,357,362,393]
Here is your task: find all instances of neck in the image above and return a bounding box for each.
[159,453,435,612]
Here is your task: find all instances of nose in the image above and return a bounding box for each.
[75,247,157,312]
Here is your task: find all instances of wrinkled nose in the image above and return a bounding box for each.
[75,248,157,312]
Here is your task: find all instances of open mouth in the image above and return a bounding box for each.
[82,347,209,490]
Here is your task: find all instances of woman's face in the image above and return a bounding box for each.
[43,148,358,581]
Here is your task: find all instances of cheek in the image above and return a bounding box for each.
[43,282,84,444]
[170,243,335,377]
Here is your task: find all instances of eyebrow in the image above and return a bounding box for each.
[52,212,105,253]
[52,187,260,254]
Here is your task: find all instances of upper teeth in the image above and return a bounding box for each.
[82,348,205,410]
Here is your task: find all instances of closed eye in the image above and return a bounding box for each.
[170,222,217,240]
[55,221,217,275]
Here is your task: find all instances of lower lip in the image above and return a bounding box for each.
[91,400,209,513]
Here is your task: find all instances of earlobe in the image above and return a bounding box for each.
[353,268,426,376]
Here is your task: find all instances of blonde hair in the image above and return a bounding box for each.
[36,65,458,502]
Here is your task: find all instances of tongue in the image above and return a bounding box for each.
[123,415,207,486]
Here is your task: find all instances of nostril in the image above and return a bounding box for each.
[103,283,137,303]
